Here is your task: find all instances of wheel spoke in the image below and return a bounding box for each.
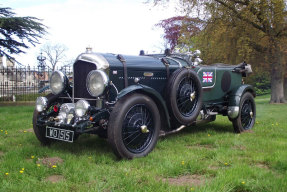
[175,77,198,117]
[125,132,143,146]
[123,130,139,141]
[122,104,154,153]
[240,98,254,129]
[177,97,190,107]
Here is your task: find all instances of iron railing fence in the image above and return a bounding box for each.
[0,66,72,102]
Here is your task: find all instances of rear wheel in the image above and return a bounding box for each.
[232,92,256,133]
[108,93,160,159]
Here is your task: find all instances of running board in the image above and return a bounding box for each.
[159,125,186,137]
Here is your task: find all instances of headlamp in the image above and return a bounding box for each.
[75,100,90,117]
[86,70,109,97]
[50,71,67,95]
[36,97,48,112]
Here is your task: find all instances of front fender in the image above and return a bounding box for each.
[117,84,171,130]
[228,84,256,119]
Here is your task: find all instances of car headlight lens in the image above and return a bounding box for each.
[75,100,90,117]
[36,97,48,112]
[50,71,67,95]
[86,70,109,97]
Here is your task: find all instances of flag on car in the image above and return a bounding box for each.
[203,72,213,83]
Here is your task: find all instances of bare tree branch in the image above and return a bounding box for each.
[41,43,67,71]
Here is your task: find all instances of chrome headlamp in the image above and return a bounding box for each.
[75,100,90,117]
[50,71,67,95]
[86,70,109,97]
[36,97,48,112]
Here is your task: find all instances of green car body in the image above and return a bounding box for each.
[33,50,256,159]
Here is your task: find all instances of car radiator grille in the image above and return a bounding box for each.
[73,60,97,100]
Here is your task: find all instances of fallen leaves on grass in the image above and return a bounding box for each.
[45,175,64,183]
[24,129,33,133]
[255,162,270,170]
[36,157,64,168]
[162,174,207,187]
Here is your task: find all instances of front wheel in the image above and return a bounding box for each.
[33,94,57,145]
[232,92,256,133]
[108,93,160,159]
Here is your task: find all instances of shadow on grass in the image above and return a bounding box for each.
[162,120,235,139]
[39,120,235,158]
[47,134,114,157]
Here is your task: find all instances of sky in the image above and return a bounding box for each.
[1,0,181,67]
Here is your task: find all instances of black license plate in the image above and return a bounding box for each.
[46,127,74,142]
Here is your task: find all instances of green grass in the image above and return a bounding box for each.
[0,95,286,192]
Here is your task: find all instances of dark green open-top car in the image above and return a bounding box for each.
[33,49,256,159]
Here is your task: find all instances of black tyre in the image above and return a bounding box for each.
[232,92,256,133]
[33,94,57,145]
[166,68,203,125]
[108,93,160,159]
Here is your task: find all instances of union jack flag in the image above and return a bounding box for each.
[203,72,213,83]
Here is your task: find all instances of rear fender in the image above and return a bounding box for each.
[117,84,171,130]
[228,84,256,119]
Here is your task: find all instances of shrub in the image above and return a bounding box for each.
[245,71,271,96]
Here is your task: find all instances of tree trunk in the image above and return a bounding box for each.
[269,40,286,103]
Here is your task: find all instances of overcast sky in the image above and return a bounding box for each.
[1,0,181,67]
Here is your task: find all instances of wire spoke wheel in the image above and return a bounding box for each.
[232,92,256,133]
[166,68,202,125]
[122,104,154,153]
[176,76,198,117]
[108,93,160,159]
[241,99,253,129]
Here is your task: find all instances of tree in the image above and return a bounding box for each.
[0,7,46,64]
[154,0,287,103]
[156,16,202,51]
[41,43,68,71]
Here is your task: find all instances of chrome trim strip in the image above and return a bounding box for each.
[60,97,100,101]
[76,52,109,70]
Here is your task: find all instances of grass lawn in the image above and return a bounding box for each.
[0,94,286,192]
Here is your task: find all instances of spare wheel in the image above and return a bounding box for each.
[166,68,203,125]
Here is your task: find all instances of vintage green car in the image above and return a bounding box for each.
[33,49,256,159]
